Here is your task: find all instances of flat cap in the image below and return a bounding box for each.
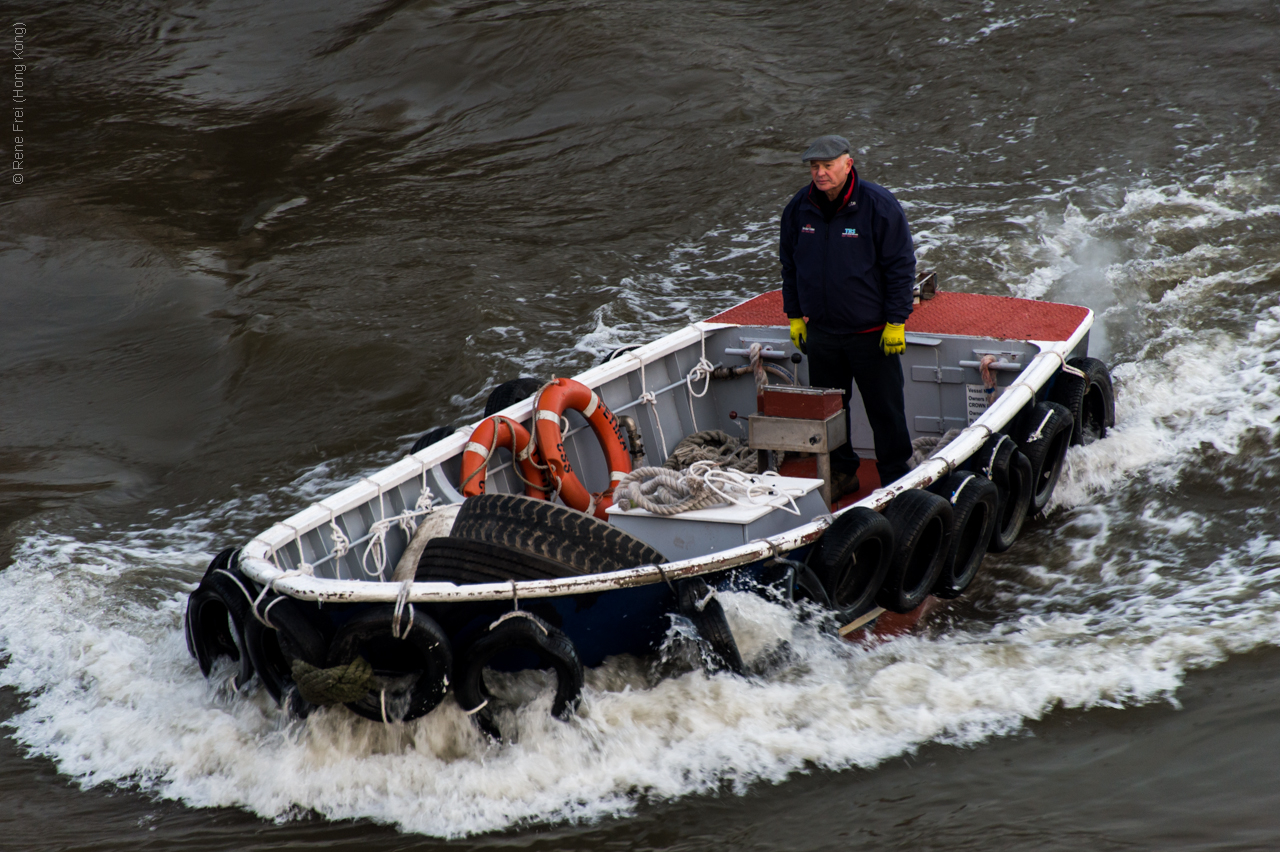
[801,135,851,162]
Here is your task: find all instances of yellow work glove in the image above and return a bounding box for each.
[881,322,906,355]
[789,318,807,353]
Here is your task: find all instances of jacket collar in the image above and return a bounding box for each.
[803,166,859,216]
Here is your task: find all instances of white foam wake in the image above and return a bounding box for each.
[4,171,1280,836]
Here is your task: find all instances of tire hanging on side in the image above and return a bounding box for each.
[1015,400,1074,513]
[243,592,330,717]
[410,424,454,455]
[483,377,545,417]
[931,472,999,599]
[1049,357,1115,446]
[325,605,452,723]
[806,506,894,620]
[978,433,1033,553]
[677,576,747,675]
[877,489,953,613]
[184,548,256,689]
[455,611,585,740]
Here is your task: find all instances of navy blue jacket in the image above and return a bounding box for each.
[780,169,916,333]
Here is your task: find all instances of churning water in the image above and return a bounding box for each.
[3,0,1280,847]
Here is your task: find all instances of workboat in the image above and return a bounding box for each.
[185,280,1115,735]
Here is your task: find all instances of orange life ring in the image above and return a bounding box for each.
[460,416,549,499]
[534,378,631,519]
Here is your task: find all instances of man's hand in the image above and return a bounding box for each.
[789,318,807,353]
[881,322,906,355]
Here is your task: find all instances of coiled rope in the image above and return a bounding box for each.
[662,429,757,473]
[614,460,805,516]
[909,428,964,469]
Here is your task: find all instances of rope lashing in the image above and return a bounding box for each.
[638,358,670,460]
[391,579,415,639]
[750,342,767,394]
[1025,408,1054,443]
[490,609,549,635]
[980,354,999,403]
[982,433,1012,480]
[291,525,316,577]
[949,473,976,505]
[686,325,715,432]
[362,519,393,579]
[399,476,435,538]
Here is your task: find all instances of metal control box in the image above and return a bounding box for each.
[757,386,845,420]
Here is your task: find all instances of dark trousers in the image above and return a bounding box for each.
[806,325,913,485]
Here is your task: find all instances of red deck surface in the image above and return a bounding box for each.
[707,289,1090,342]
[778,455,881,508]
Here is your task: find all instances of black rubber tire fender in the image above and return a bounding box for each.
[325,605,452,723]
[451,494,666,574]
[806,507,894,619]
[877,489,953,614]
[1050,357,1114,445]
[976,432,1017,487]
[602,344,643,364]
[184,548,256,688]
[455,611,585,739]
[932,472,999,599]
[1016,401,1074,513]
[243,594,329,713]
[677,577,747,675]
[410,425,454,455]
[483,377,545,417]
[989,450,1033,553]
[416,536,590,584]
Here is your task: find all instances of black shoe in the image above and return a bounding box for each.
[831,469,860,499]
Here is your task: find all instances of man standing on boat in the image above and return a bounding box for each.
[780,134,916,496]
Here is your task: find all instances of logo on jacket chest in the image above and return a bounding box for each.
[801,224,815,234]
[842,228,859,238]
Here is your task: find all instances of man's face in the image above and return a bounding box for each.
[809,154,853,194]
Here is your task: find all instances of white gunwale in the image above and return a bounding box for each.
[240,308,1093,604]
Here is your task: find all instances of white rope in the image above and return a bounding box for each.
[248,565,314,625]
[392,578,414,639]
[639,359,669,461]
[694,588,714,612]
[213,567,257,613]
[1025,409,1054,443]
[257,595,286,629]
[362,519,392,579]
[399,472,435,538]
[329,518,351,559]
[615,460,805,516]
[698,462,803,516]
[950,473,975,505]
[982,433,1011,480]
[287,525,316,578]
[685,325,715,433]
[490,609,549,635]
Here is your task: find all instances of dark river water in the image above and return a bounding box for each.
[4,0,1280,847]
